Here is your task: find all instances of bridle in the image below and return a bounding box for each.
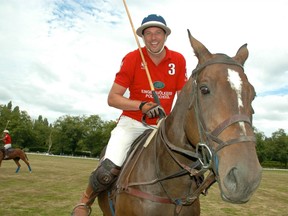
[190,55,256,176]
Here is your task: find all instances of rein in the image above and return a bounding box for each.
[119,119,216,206]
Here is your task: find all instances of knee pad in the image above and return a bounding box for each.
[89,158,121,192]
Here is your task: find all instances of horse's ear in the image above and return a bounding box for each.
[233,44,249,65]
[187,29,212,64]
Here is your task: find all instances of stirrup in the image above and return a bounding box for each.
[71,203,92,216]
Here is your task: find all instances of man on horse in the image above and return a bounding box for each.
[1,129,12,159]
[72,14,187,215]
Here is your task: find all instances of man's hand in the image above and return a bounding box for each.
[140,102,166,118]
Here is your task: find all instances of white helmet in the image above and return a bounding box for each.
[3,129,9,133]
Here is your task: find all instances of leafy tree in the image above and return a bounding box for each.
[81,115,104,156]
[254,128,267,163]
[0,102,13,130]
[80,115,116,157]
[0,102,35,149]
[32,115,52,152]
[53,115,85,155]
[12,110,34,148]
[271,129,288,168]
[89,119,117,157]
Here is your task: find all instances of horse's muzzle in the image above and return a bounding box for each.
[220,165,262,203]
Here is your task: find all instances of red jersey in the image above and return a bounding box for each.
[3,133,11,144]
[114,46,187,125]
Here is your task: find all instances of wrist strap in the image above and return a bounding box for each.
[139,101,148,110]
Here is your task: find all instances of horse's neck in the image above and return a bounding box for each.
[164,115,186,145]
[165,92,191,144]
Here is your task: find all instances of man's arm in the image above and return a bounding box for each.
[107,83,142,111]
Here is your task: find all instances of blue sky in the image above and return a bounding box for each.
[0,0,287,137]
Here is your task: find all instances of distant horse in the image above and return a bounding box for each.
[97,31,262,216]
[0,148,32,173]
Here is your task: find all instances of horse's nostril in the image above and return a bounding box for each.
[224,167,238,192]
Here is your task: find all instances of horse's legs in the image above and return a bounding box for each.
[21,154,32,173]
[13,159,21,173]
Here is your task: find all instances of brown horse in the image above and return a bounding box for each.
[97,31,262,216]
[0,148,32,173]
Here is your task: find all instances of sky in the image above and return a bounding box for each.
[0,0,287,137]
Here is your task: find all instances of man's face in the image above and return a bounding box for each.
[142,27,166,54]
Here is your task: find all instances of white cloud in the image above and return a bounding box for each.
[0,0,287,137]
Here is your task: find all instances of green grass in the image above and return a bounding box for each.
[200,169,288,215]
[0,154,287,215]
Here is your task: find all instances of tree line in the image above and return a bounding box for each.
[0,101,287,168]
[0,101,116,157]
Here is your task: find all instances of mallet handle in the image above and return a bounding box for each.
[122,0,156,93]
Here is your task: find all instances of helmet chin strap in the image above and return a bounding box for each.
[147,45,165,55]
[143,35,167,55]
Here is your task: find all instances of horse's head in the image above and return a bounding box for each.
[171,30,262,204]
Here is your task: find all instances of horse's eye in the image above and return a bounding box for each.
[200,86,210,94]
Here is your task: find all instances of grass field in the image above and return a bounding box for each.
[0,154,287,216]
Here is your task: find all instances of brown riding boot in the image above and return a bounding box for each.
[4,150,8,159]
[72,183,95,216]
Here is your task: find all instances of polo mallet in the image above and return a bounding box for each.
[1,120,10,140]
[122,0,165,120]
[4,120,10,130]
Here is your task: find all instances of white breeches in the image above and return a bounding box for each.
[104,115,155,167]
[4,144,11,149]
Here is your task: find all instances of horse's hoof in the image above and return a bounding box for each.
[71,203,91,216]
